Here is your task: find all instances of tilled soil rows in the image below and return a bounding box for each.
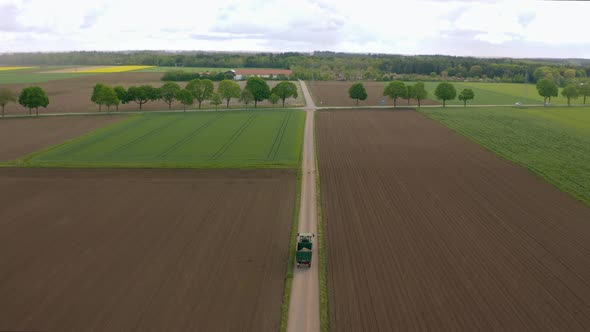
[316,110,590,331]
[0,115,126,162]
[0,169,295,332]
[308,81,439,107]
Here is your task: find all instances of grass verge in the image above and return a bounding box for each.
[278,111,306,331]
[279,168,302,332]
[314,111,329,332]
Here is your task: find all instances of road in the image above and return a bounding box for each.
[286,80,320,332]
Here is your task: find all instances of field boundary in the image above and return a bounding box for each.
[29,115,150,160]
[314,111,329,332]
[4,115,139,167]
[419,108,590,206]
[279,151,304,332]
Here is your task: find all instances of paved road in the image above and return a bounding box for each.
[287,81,319,332]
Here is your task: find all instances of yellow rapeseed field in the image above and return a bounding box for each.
[0,66,35,71]
[77,66,154,73]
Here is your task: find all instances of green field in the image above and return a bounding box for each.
[22,110,305,168]
[0,66,98,84]
[421,106,590,205]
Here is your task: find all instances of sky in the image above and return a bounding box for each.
[0,0,589,59]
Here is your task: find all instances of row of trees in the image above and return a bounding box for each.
[91,77,299,111]
[0,86,49,116]
[3,51,589,84]
[348,82,475,107]
[536,78,590,106]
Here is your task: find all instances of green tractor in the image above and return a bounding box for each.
[296,232,314,268]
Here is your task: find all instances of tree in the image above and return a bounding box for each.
[561,84,579,106]
[469,65,483,77]
[269,93,280,107]
[434,82,456,107]
[0,87,16,117]
[348,83,367,106]
[101,86,119,112]
[564,69,576,80]
[383,81,406,107]
[240,88,254,108]
[271,81,298,107]
[579,82,590,104]
[177,89,194,112]
[186,78,214,109]
[405,84,416,105]
[457,88,475,107]
[210,92,222,110]
[18,86,49,116]
[218,79,241,108]
[114,86,127,111]
[245,76,270,108]
[536,78,558,105]
[91,83,107,111]
[160,82,181,109]
[414,82,428,108]
[127,85,161,110]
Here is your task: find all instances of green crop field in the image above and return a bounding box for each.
[421,106,590,205]
[21,110,305,168]
[0,66,96,84]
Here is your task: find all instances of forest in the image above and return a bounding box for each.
[1,50,588,84]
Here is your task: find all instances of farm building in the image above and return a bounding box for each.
[233,68,292,79]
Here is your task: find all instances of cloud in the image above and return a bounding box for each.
[0,0,589,58]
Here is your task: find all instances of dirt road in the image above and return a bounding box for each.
[287,81,319,332]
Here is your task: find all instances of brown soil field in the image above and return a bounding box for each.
[1,73,304,115]
[308,81,439,107]
[0,168,295,332]
[0,115,125,162]
[317,110,590,331]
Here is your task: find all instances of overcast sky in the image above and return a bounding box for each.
[0,0,588,58]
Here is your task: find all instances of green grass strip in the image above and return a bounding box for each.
[314,111,329,332]
[278,110,307,331]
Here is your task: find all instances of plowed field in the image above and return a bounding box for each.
[317,110,590,331]
[308,81,439,107]
[0,168,295,332]
[0,115,126,162]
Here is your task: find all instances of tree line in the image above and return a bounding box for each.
[2,51,589,85]
[536,78,590,106]
[160,70,291,82]
[348,81,475,107]
[0,86,49,116]
[90,78,299,112]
